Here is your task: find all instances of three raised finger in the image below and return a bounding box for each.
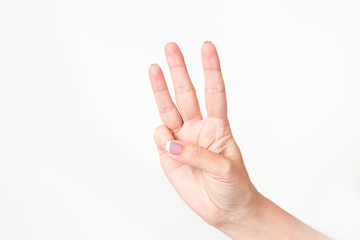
[164,42,202,122]
[149,64,183,133]
[201,42,227,119]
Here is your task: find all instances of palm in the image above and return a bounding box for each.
[161,118,244,226]
[167,116,232,176]
[176,117,231,153]
[149,42,244,223]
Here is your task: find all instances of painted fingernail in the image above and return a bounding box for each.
[166,141,182,155]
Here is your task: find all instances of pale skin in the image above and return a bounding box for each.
[148,41,332,240]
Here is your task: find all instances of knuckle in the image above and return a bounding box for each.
[205,87,225,95]
[218,159,234,175]
[175,85,196,96]
[159,105,175,114]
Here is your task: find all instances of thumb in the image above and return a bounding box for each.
[165,140,233,175]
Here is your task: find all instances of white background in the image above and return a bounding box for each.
[1,0,360,239]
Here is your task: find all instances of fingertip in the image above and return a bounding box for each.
[164,41,179,55]
[202,41,217,56]
[166,141,183,155]
[148,63,160,75]
[202,42,221,71]
[203,41,214,50]
[153,125,173,146]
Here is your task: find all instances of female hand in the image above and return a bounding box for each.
[149,41,256,227]
[148,42,332,240]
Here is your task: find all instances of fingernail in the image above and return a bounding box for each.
[204,41,212,44]
[166,141,182,155]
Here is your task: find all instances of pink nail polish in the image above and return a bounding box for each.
[166,141,182,155]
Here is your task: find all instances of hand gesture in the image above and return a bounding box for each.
[149,42,331,240]
[149,42,256,228]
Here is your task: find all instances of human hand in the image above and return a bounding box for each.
[148,41,258,228]
[148,42,332,240]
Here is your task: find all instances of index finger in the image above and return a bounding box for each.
[149,64,183,133]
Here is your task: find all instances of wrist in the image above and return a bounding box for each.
[216,189,268,240]
[217,191,332,240]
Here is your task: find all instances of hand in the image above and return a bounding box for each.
[148,42,332,240]
[148,41,257,228]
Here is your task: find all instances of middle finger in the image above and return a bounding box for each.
[164,42,202,122]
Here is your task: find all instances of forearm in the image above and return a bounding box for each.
[218,192,333,240]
